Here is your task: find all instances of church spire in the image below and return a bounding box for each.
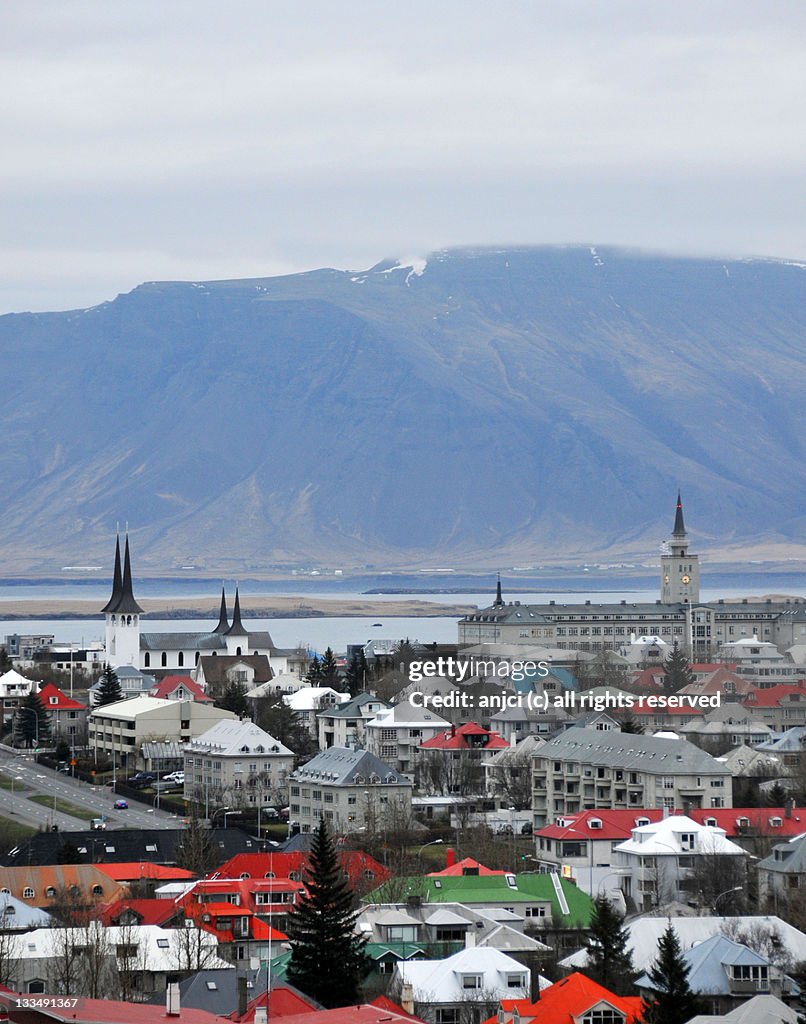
[116,535,144,614]
[101,535,123,613]
[493,574,504,608]
[213,587,230,634]
[226,587,248,636]
[672,491,686,538]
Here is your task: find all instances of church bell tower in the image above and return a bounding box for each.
[660,493,700,604]
[102,533,143,668]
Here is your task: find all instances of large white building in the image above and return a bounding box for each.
[183,718,294,815]
[88,696,237,771]
[102,534,296,675]
[459,496,806,656]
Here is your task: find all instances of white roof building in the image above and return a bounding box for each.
[560,915,806,974]
[393,946,531,1012]
[614,814,747,912]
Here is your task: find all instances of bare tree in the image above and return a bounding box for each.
[486,749,533,809]
[169,919,220,974]
[0,927,21,988]
[113,920,152,1003]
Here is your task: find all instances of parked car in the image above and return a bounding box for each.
[113,799,128,809]
[162,771,185,784]
[520,821,534,836]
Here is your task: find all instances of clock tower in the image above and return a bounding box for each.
[660,492,700,604]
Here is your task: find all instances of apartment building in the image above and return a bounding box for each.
[531,727,733,827]
[317,692,390,750]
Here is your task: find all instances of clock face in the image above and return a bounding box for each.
[682,574,691,584]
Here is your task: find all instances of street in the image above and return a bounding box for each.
[0,748,184,836]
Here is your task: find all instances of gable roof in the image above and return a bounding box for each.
[37,682,86,711]
[150,675,213,702]
[419,722,509,750]
[198,655,274,685]
[482,972,643,1024]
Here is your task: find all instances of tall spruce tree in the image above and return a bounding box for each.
[345,650,367,696]
[662,642,695,696]
[304,654,322,686]
[319,647,340,687]
[286,817,370,1007]
[583,894,636,995]
[641,923,702,1024]
[95,664,123,707]
[16,689,51,749]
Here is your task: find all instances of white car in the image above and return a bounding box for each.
[162,771,185,784]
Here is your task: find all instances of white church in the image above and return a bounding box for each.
[102,535,292,676]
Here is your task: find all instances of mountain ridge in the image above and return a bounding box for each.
[0,246,804,572]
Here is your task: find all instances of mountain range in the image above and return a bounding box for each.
[1,246,804,573]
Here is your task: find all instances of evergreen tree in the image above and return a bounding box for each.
[286,817,370,1007]
[304,654,322,686]
[641,923,702,1024]
[0,646,11,673]
[583,894,636,995]
[215,680,250,718]
[254,697,315,760]
[95,664,123,708]
[345,650,368,696]
[768,781,787,807]
[662,643,695,696]
[15,689,51,748]
[319,647,340,687]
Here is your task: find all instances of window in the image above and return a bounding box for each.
[582,1010,625,1024]
[23,887,34,899]
[507,974,526,989]
[462,974,482,990]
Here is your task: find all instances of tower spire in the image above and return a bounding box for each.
[116,534,143,614]
[672,491,686,538]
[493,574,504,608]
[101,534,123,613]
[213,587,230,634]
[226,587,248,636]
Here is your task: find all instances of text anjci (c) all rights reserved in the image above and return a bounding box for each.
[406,690,723,712]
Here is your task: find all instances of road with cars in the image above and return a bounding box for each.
[0,747,185,835]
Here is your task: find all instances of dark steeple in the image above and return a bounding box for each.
[493,575,504,608]
[672,491,686,538]
[226,587,248,636]
[116,535,144,615]
[101,535,123,614]
[213,587,230,634]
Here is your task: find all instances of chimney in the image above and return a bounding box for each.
[401,982,414,1015]
[237,975,248,1017]
[465,929,476,949]
[446,847,456,869]
[166,982,181,1018]
[255,1009,268,1024]
[785,797,795,819]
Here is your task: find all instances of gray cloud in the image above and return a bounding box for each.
[3,1,806,311]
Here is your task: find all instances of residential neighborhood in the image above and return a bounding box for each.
[0,504,804,1024]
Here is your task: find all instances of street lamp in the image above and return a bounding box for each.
[712,885,743,915]
[211,806,230,827]
[223,810,236,829]
[9,775,23,810]
[417,839,444,864]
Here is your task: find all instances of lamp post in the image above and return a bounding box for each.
[9,775,23,810]
[223,810,235,829]
[211,806,230,828]
[712,885,743,915]
[417,838,444,865]
[15,706,40,757]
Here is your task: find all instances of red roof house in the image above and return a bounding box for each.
[481,972,643,1024]
[149,675,213,702]
[419,722,509,751]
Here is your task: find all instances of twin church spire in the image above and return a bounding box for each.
[101,534,143,615]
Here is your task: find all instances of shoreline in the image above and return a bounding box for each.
[0,596,476,621]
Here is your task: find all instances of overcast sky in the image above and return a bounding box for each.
[3,1,805,313]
